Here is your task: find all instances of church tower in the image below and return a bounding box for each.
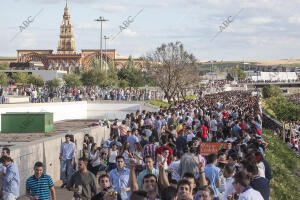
[57,0,76,54]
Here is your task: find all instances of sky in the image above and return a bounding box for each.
[1,0,300,61]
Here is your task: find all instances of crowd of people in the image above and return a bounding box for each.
[287,122,300,154]
[0,87,162,104]
[0,90,288,200]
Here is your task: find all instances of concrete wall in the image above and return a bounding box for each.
[9,126,110,196]
[0,102,146,131]
[0,102,88,131]
[87,103,140,120]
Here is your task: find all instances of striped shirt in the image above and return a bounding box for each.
[143,143,158,162]
[26,174,54,200]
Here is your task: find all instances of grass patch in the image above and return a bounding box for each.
[263,129,300,200]
[185,94,197,100]
[146,100,170,108]
[262,99,277,119]
[262,104,276,119]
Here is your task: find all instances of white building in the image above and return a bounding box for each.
[247,72,298,82]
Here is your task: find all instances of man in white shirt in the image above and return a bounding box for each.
[232,171,263,200]
[167,154,181,182]
[59,134,75,188]
[211,116,218,138]
[222,164,235,200]
[186,127,195,143]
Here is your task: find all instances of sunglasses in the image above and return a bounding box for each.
[107,191,118,196]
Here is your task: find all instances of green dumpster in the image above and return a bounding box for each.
[1,112,53,133]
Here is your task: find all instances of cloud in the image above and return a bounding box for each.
[154,2,169,7]
[122,29,138,37]
[93,5,127,13]
[248,17,276,25]
[288,17,300,24]
[75,22,113,31]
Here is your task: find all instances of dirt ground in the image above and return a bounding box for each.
[0,120,99,142]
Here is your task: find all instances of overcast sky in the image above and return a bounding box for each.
[1,0,300,61]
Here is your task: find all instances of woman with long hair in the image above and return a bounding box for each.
[133,142,143,173]
[119,142,131,167]
[88,143,101,176]
[107,143,119,171]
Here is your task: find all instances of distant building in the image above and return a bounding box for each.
[3,1,143,72]
[247,72,298,82]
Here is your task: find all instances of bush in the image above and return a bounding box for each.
[185,94,197,100]
[146,100,170,108]
[263,129,300,199]
[262,85,283,99]
[12,72,29,84]
[47,78,60,88]
[28,74,44,87]
[0,72,9,86]
[63,74,82,88]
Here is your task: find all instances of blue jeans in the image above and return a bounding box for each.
[61,159,73,184]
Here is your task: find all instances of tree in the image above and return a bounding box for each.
[63,74,82,88]
[144,41,199,103]
[117,56,145,87]
[237,67,246,80]
[118,79,129,88]
[227,65,246,80]
[226,73,234,81]
[80,68,105,87]
[47,78,60,88]
[267,97,300,141]
[107,60,118,80]
[0,72,9,86]
[105,60,119,87]
[28,74,44,87]
[89,57,101,70]
[12,72,29,84]
[262,85,283,99]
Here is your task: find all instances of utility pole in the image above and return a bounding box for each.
[104,36,109,73]
[95,17,108,70]
[210,60,214,81]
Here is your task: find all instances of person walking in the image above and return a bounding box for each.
[26,161,56,200]
[67,157,98,200]
[59,134,75,188]
[109,156,130,200]
[0,156,19,200]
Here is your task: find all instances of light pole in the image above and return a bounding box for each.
[210,60,214,81]
[104,36,109,73]
[95,16,108,70]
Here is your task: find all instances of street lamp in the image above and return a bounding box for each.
[95,16,108,70]
[104,36,109,73]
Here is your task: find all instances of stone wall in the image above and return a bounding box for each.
[262,112,284,132]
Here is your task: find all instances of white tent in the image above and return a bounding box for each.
[250,72,298,81]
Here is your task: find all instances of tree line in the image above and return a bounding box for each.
[262,85,300,141]
[0,42,204,102]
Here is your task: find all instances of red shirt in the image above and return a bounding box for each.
[201,125,208,139]
[239,124,246,130]
[157,145,173,165]
[222,112,229,121]
[256,128,261,135]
